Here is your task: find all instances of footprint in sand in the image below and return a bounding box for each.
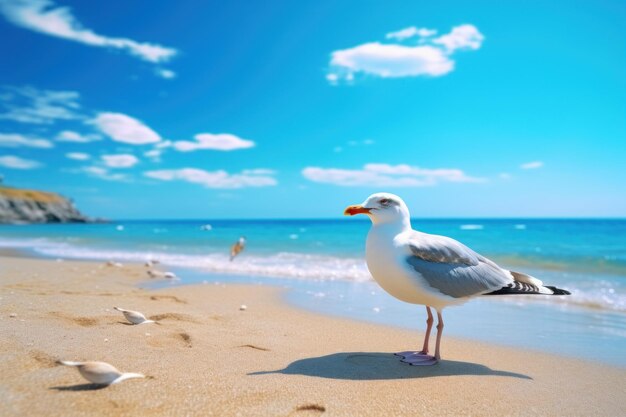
[29,350,57,368]
[149,295,187,304]
[175,332,192,348]
[289,404,326,416]
[148,313,199,323]
[49,312,100,327]
[238,344,270,351]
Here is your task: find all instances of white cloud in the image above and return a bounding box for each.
[91,112,161,145]
[0,0,177,63]
[79,166,127,181]
[432,24,484,52]
[0,85,81,124]
[102,153,139,168]
[386,26,437,41]
[241,168,275,175]
[156,69,176,79]
[327,24,484,82]
[0,133,53,148]
[66,152,90,160]
[144,168,277,189]
[143,149,161,161]
[302,163,484,187]
[520,161,544,169]
[329,43,453,79]
[499,172,512,180]
[56,130,101,143]
[173,133,255,152]
[0,155,41,169]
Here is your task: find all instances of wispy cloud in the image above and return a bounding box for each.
[0,85,81,124]
[386,26,437,41]
[333,139,374,153]
[155,69,176,79]
[327,24,484,83]
[302,163,484,186]
[144,168,277,189]
[520,161,544,169]
[56,130,101,143]
[74,165,127,181]
[90,112,161,145]
[173,133,255,152]
[0,0,178,64]
[101,153,139,168]
[0,132,53,148]
[65,152,90,160]
[0,154,42,169]
[432,25,484,52]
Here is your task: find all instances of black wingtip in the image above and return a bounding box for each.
[545,286,571,295]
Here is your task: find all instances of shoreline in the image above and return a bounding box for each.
[1,255,625,416]
[5,247,626,368]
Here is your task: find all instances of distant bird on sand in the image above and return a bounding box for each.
[344,193,570,366]
[114,307,155,325]
[230,236,246,261]
[147,269,178,279]
[58,360,145,385]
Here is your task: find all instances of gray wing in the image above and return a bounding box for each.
[406,232,512,298]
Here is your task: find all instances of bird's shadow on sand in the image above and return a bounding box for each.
[249,352,532,380]
[50,383,109,391]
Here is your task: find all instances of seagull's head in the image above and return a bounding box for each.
[344,193,410,225]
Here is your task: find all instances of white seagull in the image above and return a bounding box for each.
[58,360,145,385]
[114,307,155,325]
[344,192,570,366]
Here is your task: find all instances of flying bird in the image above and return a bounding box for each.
[344,192,570,366]
[230,236,246,261]
[114,307,155,325]
[58,360,145,385]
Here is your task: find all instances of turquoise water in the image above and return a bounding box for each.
[1,219,625,365]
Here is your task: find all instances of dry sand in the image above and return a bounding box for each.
[0,255,624,416]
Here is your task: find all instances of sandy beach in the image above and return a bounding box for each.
[1,255,624,417]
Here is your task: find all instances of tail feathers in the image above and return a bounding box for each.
[485,281,570,296]
[545,285,571,295]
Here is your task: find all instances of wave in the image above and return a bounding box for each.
[1,237,624,313]
[0,237,372,283]
[460,224,484,230]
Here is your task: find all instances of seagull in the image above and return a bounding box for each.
[230,236,246,261]
[114,307,155,325]
[344,192,570,366]
[58,360,145,385]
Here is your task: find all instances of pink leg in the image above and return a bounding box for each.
[402,309,443,366]
[396,307,437,364]
[433,310,444,361]
[421,306,434,354]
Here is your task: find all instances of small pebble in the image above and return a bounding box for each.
[239,305,247,311]
[9,313,17,318]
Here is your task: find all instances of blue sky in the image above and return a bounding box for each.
[0,0,624,219]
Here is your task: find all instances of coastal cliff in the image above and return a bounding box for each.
[0,186,90,224]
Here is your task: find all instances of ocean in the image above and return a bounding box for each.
[1,218,625,366]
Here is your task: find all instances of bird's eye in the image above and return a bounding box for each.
[380,198,391,206]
